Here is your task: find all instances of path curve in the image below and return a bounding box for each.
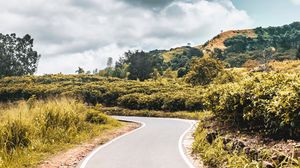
[78,116,196,168]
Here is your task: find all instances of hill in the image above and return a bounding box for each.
[200,29,257,51]
[155,22,300,69]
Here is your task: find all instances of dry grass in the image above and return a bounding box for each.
[0,97,121,168]
[268,60,300,73]
[202,29,256,51]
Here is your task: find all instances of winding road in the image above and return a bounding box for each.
[78,116,196,168]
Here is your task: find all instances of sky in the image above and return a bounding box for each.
[0,0,299,74]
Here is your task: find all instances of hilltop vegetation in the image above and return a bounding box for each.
[209,22,300,67]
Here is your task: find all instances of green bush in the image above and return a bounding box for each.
[206,73,300,139]
[85,110,108,124]
[185,57,224,85]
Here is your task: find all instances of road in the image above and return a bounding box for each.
[78,116,196,168]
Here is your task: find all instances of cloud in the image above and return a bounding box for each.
[0,0,252,74]
[291,0,300,5]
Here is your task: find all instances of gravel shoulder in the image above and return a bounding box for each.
[38,122,140,168]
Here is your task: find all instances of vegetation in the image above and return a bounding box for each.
[1,22,300,167]
[0,33,40,78]
[212,22,300,67]
[0,98,120,168]
[99,106,202,120]
[185,57,224,85]
[0,61,299,139]
[192,116,300,168]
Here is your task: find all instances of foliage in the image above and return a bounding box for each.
[205,72,300,139]
[116,50,165,81]
[99,106,204,120]
[0,70,299,139]
[185,57,224,85]
[192,118,299,168]
[75,67,85,74]
[85,110,108,124]
[0,33,40,78]
[297,46,300,59]
[218,22,300,67]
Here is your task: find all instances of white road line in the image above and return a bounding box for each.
[79,120,146,168]
[79,117,196,168]
[178,120,196,168]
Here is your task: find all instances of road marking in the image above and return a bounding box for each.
[79,117,197,168]
[178,120,196,168]
[79,119,146,168]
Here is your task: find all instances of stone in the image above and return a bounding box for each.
[206,131,218,144]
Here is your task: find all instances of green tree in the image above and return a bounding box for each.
[297,46,300,59]
[185,57,224,85]
[75,67,85,74]
[122,50,155,81]
[0,33,41,78]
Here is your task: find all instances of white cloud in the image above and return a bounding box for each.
[291,0,300,5]
[0,0,253,74]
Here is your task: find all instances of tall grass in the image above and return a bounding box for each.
[0,97,120,168]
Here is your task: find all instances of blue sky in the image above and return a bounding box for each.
[232,0,300,27]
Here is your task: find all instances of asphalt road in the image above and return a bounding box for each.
[78,116,195,168]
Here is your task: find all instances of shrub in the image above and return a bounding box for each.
[185,57,224,85]
[85,110,108,124]
[206,73,300,139]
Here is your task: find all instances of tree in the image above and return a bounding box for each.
[297,46,300,59]
[185,57,224,85]
[0,33,41,78]
[121,50,154,81]
[107,57,113,68]
[213,48,224,60]
[75,67,85,74]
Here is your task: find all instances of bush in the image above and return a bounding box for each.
[85,110,108,124]
[206,73,300,139]
[185,57,224,85]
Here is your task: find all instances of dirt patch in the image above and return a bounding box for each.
[202,29,256,51]
[38,122,140,168]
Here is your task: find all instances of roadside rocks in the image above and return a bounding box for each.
[203,131,300,168]
[205,131,218,144]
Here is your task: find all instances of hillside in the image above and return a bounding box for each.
[200,29,257,51]
[147,22,300,72]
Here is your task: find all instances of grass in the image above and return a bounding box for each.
[0,97,121,168]
[98,106,206,120]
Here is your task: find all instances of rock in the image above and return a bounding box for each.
[222,137,232,150]
[206,131,218,144]
[231,140,246,152]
